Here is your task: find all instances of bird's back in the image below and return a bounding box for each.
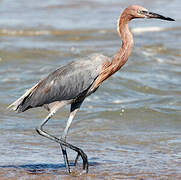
[9,54,110,112]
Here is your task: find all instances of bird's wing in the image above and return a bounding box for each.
[8,54,110,112]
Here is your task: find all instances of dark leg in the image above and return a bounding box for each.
[60,101,87,170]
[36,101,88,173]
[61,147,70,173]
[60,108,79,172]
[74,153,81,166]
[36,127,88,173]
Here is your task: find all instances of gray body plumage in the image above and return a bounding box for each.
[11,54,110,113]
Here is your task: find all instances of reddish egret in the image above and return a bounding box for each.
[8,5,174,173]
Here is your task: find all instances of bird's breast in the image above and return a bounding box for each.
[91,61,118,89]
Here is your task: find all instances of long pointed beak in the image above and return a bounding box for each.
[147,12,175,21]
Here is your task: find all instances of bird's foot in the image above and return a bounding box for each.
[74,151,88,173]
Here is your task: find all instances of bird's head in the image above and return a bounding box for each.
[123,5,175,21]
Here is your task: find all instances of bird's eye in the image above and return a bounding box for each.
[141,10,149,15]
[137,10,148,15]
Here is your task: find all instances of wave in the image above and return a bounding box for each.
[0,28,108,37]
[131,26,180,35]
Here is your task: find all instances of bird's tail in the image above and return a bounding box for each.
[7,82,40,113]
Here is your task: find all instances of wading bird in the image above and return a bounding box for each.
[8,5,174,173]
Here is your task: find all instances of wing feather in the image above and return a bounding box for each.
[8,54,110,112]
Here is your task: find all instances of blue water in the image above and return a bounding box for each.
[0,0,181,179]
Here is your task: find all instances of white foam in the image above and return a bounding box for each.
[131,27,164,34]
[142,51,156,57]
[113,100,122,104]
[0,29,51,36]
[156,57,164,63]
[2,77,20,82]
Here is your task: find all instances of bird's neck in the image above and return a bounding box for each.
[112,14,134,70]
[90,14,134,89]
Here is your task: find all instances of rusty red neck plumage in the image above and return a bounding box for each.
[112,11,134,70]
[92,10,134,88]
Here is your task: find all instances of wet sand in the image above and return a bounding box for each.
[1,164,181,180]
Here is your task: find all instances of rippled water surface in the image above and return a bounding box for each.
[0,0,181,179]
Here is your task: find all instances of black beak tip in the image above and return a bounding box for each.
[167,17,175,21]
[164,16,175,21]
[148,12,175,21]
[157,16,175,21]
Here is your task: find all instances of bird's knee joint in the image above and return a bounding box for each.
[35,127,42,135]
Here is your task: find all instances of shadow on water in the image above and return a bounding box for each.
[0,161,99,174]
[0,163,65,174]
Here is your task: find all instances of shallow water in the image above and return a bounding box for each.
[0,0,181,179]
